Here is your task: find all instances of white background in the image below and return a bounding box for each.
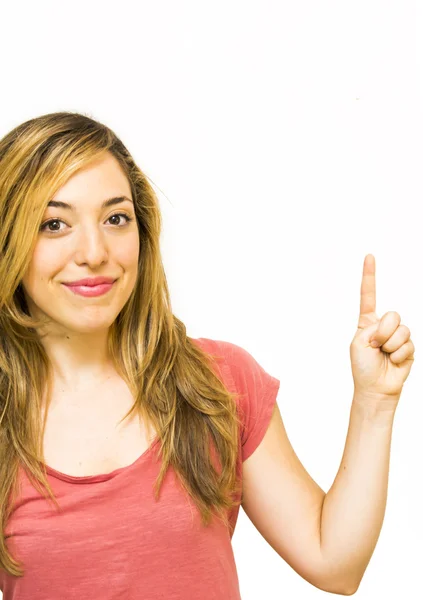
[1,1,422,597]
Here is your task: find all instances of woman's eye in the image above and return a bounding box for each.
[39,218,62,233]
[39,213,134,234]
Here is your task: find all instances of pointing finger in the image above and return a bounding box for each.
[360,254,376,317]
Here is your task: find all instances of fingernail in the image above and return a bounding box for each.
[370,339,379,347]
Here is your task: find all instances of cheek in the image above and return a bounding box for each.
[24,242,64,288]
[114,234,140,269]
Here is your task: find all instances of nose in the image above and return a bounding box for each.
[73,224,110,267]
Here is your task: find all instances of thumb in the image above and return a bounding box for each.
[353,321,380,345]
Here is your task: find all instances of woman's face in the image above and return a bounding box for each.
[21,152,140,335]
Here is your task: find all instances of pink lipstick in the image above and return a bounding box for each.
[63,282,115,297]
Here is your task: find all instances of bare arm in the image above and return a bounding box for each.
[241,391,398,595]
[319,391,397,590]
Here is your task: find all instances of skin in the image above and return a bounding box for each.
[241,255,415,593]
[350,254,415,405]
[20,152,140,393]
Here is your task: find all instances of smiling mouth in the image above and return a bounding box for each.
[64,279,117,287]
[62,281,116,297]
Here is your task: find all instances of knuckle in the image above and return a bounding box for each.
[401,325,411,337]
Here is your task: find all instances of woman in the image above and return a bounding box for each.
[0,112,415,599]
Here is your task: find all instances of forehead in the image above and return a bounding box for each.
[50,153,132,205]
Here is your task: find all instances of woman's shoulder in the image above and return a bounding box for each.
[191,336,281,461]
[191,336,248,364]
[191,336,270,375]
[190,336,280,407]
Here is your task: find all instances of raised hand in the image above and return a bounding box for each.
[349,254,415,402]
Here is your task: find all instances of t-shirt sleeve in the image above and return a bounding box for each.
[214,340,281,462]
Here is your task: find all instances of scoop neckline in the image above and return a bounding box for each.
[44,435,160,483]
[41,337,210,484]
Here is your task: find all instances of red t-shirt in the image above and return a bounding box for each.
[0,337,280,599]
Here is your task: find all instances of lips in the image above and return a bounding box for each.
[63,277,116,287]
[63,281,116,297]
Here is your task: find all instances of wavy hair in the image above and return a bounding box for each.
[0,111,243,577]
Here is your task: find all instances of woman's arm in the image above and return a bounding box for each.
[319,391,397,591]
[241,391,397,596]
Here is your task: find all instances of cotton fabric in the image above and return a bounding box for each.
[0,337,280,599]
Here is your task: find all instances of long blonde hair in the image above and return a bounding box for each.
[0,111,242,577]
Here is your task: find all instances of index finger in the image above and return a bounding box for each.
[360,254,376,316]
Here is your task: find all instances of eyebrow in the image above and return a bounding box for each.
[47,196,134,211]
